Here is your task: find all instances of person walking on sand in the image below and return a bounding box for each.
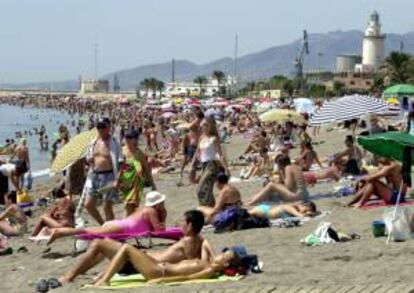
[84,118,121,225]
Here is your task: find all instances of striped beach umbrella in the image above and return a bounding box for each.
[51,128,98,174]
[310,95,394,126]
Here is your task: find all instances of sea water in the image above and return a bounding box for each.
[0,104,80,176]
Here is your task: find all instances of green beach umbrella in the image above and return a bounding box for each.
[383,84,414,96]
[357,132,414,163]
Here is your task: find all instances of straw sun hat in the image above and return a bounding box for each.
[145,191,166,207]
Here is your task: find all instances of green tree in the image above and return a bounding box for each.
[308,84,326,98]
[212,70,226,97]
[139,78,151,97]
[380,51,414,84]
[282,80,294,97]
[156,80,165,98]
[146,78,159,97]
[194,76,208,98]
[333,80,345,96]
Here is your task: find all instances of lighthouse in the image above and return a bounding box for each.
[362,11,386,71]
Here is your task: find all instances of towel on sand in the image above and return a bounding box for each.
[360,199,414,210]
[82,273,244,289]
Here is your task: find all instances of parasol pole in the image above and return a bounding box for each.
[386,180,404,244]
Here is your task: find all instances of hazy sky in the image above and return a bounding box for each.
[1,0,413,83]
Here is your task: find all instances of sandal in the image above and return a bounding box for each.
[36,279,49,293]
[47,278,62,289]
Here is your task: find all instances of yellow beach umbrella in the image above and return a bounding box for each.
[259,109,306,124]
[386,97,399,105]
[51,128,98,174]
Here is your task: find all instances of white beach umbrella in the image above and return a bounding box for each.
[310,95,394,126]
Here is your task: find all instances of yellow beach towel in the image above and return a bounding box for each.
[83,273,244,289]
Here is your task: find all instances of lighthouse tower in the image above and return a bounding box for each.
[362,11,386,71]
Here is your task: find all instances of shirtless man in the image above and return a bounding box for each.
[10,137,30,169]
[246,155,310,206]
[84,118,121,225]
[198,172,242,223]
[345,158,405,208]
[58,210,215,284]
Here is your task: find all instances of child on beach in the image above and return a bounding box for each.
[0,191,28,236]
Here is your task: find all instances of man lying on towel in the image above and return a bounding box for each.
[58,210,215,285]
[345,157,406,208]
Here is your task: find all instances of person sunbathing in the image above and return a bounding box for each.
[58,210,215,284]
[246,155,310,206]
[248,201,317,220]
[242,148,271,180]
[93,244,240,286]
[295,142,323,171]
[31,187,75,237]
[198,173,242,223]
[240,130,269,157]
[0,191,28,236]
[345,158,406,208]
[303,161,342,186]
[46,191,167,245]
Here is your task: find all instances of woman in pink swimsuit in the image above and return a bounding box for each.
[47,191,167,245]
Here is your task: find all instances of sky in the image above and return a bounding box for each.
[0,0,413,83]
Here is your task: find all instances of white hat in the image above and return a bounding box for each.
[145,191,166,207]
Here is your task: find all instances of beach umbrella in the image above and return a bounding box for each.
[310,95,394,126]
[161,112,176,119]
[259,109,306,124]
[293,98,314,114]
[357,132,414,164]
[241,97,252,105]
[50,128,98,174]
[255,102,274,113]
[383,84,414,97]
[386,97,400,105]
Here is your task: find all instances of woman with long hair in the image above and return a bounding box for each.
[192,117,230,207]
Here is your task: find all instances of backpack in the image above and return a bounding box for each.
[236,209,270,230]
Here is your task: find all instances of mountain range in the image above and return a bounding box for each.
[6,30,414,91]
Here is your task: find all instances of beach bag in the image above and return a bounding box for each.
[236,209,270,230]
[383,207,412,242]
[213,207,239,233]
[301,221,337,246]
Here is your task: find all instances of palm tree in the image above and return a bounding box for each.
[333,80,345,96]
[380,51,414,84]
[212,70,226,97]
[139,78,151,97]
[246,81,256,96]
[193,76,208,98]
[282,80,294,97]
[156,80,165,98]
[147,78,159,98]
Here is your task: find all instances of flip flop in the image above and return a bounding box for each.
[36,279,49,293]
[17,246,28,253]
[47,278,62,289]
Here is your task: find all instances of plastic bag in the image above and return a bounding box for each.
[383,207,412,242]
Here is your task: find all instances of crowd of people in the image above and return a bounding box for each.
[1,94,414,291]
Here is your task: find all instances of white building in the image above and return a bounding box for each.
[355,11,386,73]
[164,76,236,97]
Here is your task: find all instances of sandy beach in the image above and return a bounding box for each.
[1,127,414,293]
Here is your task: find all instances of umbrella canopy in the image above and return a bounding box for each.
[51,128,98,174]
[357,132,414,163]
[383,84,414,96]
[386,97,400,105]
[161,112,176,119]
[310,95,394,126]
[259,109,306,124]
[293,98,314,114]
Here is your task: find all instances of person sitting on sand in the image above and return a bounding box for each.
[241,147,271,180]
[31,188,75,237]
[246,155,310,206]
[47,191,167,245]
[57,210,215,284]
[240,130,269,157]
[92,244,242,286]
[249,201,318,219]
[198,173,242,223]
[295,142,323,171]
[345,157,405,208]
[0,192,28,236]
[333,135,363,176]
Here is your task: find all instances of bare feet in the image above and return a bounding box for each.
[47,230,61,246]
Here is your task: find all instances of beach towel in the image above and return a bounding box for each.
[77,227,184,241]
[83,273,244,290]
[118,159,145,203]
[360,199,414,210]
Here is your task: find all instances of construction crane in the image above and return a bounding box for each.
[294,30,309,94]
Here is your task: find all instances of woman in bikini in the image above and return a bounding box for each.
[249,201,317,220]
[46,191,167,245]
[0,191,28,236]
[93,245,240,286]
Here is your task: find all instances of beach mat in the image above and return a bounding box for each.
[360,199,414,210]
[83,273,243,289]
